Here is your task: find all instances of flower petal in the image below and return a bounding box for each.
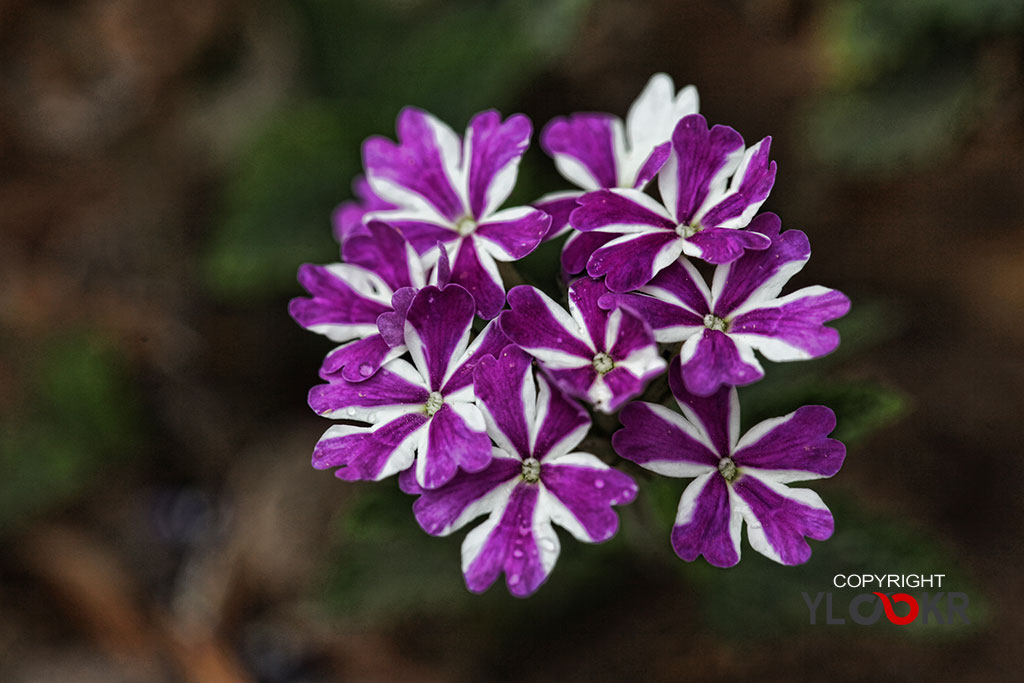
[363,107,464,221]
[613,402,719,476]
[685,226,771,265]
[442,320,510,397]
[473,347,535,460]
[541,113,620,191]
[342,221,425,292]
[671,472,742,567]
[561,230,618,275]
[666,360,739,457]
[678,329,763,396]
[409,453,521,535]
[729,287,850,361]
[533,191,582,241]
[448,237,507,320]
[587,231,683,293]
[696,136,776,230]
[710,213,809,314]
[331,176,396,245]
[733,406,845,481]
[308,359,429,422]
[416,401,492,489]
[404,284,476,391]
[462,483,559,597]
[319,333,405,383]
[376,287,417,348]
[475,206,549,261]
[501,285,593,364]
[289,264,392,342]
[659,114,744,224]
[541,452,637,542]
[624,74,699,184]
[732,475,834,565]
[570,188,675,234]
[465,110,532,219]
[311,413,428,481]
[532,373,590,461]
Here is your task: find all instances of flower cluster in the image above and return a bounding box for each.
[291,74,850,597]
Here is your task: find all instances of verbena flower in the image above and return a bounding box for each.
[401,346,637,597]
[500,277,666,413]
[569,113,776,292]
[599,213,850,396]
[613,359,845,567]
[362,108,551,319]
[538,73,699,251]
[308,284,507,489]
[288,222,428,381]
[332,176,397,245]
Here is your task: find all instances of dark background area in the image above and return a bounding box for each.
[1,0,1022,680]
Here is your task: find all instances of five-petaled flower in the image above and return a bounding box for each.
[612,358,845,567]
[570,113,776,292]
[363,108,551,319]
[500,277,666,413]
[599,213,850,396]
[537,73,699,252]
[308,284,507,489]
[401,346,637,597]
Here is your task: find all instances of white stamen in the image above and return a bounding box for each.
[593,351,615,374]
[675,222,700,239]
[703,313,728,332]
[521,457,541,483]
[718,456,738,482]
[455,215,476,236]
[424,391,444,417]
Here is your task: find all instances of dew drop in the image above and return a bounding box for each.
[508,573,521,586]
[512,548,524,558]
[594,478,606,489]
[358,363,373,377]
[539,537,556,552]
[346,407,357,417]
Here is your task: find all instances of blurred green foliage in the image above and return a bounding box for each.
[0,333,141,533]
[807,0,1024,173]
[204,0,592,299]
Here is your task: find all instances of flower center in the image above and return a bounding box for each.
[592,351,615,375]
[675,222,701,239]
[424,391,444,417]
[703,313,728,332]
[455,215,477,236]
[521,457,541,483]
[718,456,739,483]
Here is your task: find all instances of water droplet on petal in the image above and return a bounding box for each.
[508,573,520,586]
[346,407,357,417]
[512,548,524,558]
[594,478,606,489]
[539,537,556,552]
[359,363,373,377]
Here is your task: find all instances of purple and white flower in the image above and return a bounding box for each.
[362,108,551,319]
[402,346,637,597]
[308,284,508,489]
[569,113,777,292]
[500,277,666,413]
[289,221,428,382]
[332,175,398,246]
[613,359,845,567]
[599,213,850,396]
[538,73,699,247]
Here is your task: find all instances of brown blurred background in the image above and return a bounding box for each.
[1,0,1022,680]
